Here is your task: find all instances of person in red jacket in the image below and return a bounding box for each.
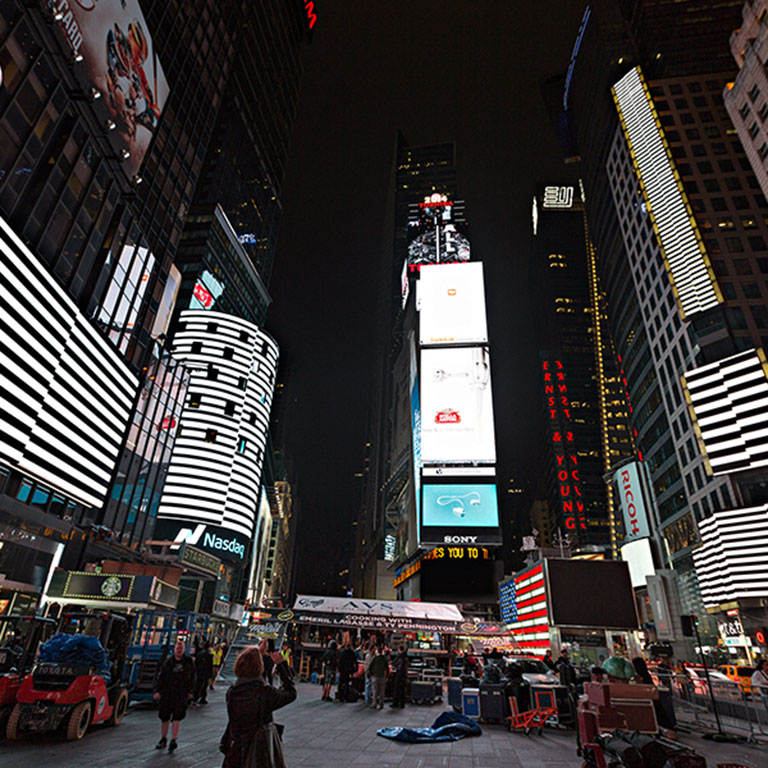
[153,640,195,752]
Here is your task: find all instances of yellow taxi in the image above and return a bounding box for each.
[717,664,756,695]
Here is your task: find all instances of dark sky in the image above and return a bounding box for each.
[268,1,587,593]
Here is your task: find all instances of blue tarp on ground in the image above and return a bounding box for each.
[377,711,483,742]
[37,633,111,683]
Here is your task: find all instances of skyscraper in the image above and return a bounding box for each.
[532,183,634,554]
[0,0,310,615]
[556,0,768,647]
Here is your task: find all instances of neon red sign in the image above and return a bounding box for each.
[542,359,587,531]
[193,282,213,308]
[436,409,460,424]
[304,1,317,30]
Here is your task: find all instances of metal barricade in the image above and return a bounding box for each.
[666,671,768,742]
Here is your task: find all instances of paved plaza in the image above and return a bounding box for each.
[0,682,765,767]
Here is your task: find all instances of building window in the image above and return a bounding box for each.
[238,376,247,390]
[223,346,234,360]
[224,401,235,416]
[704,178,721,192]
[239,330,249,342]
[249,413,257,425]
[189,392,202,408]
[749,122,760,139]
[205,429,218,443]
[191,341,203,354]
[739,102,750,119]
[207,366,219,380]
[760,143,768,161]
[760,104,768,122]
[749,235,767,251]
[237,437,247,454]
[749,83,761,101]
[207,322,218,333]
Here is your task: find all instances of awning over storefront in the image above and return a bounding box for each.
[291,595,517,640]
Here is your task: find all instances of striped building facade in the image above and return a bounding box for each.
[156,310,278,555]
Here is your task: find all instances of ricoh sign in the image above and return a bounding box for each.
[614,462,651,544]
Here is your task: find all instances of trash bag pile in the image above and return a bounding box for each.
[38,633,111,683]
[377,711,482,743]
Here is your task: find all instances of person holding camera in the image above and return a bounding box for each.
[219,640,296,768]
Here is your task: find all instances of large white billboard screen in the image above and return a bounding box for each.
[420,346,496,465]
[419,263,488,346]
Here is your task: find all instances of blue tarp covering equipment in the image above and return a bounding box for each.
[38,633,111,683]
[377,711,483,743]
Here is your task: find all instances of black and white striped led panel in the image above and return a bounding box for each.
[157,310,279,539]
[0,216,138,507]
[682,348,768,475]
[692,505,768,606]
[612,67,721,319]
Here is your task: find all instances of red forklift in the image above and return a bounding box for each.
[0,616,56,732]
[6,611,132,740]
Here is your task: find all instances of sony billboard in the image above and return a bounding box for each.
[420,347,496,465]
[420,482,501,546]
[418,263,488,346]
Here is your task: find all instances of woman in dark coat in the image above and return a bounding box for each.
[219,643,296,768]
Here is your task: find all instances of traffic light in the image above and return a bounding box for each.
[680,614,698,637]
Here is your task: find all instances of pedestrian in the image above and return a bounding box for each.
[543,649,556,671]
[363,641,375,707]
[555,649,576,689]
[211,643,223,689]
[263,649,274,686]
[390,645,408,708]
[320,639,338,701]
[219,643,296,768]
[337,642,358,702]
[194,640,214,705]
[751,658,768,714]
[154,639,196,753]
[368,645,389,709]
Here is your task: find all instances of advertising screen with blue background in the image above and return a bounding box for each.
[422,484,498,528]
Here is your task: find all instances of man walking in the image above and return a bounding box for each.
[390,646,408,709]
[337,642,358,702]
[193,640,213,705]
[154,640,195,752]
[368,645,389,709]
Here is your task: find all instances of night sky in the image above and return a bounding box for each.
[268,1,588,593]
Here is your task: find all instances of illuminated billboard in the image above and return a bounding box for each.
[52,0,170,177]
[420,347,496,465]
[420,483,501,546]
[613,461,651,544]
[0,215,138,507]
[682,348,768,475]
[418,263,488,346]
[423,484,498,528]
[612,67,721,319]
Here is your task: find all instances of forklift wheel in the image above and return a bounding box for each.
[66,701,92,741]
[107,689,129,726]
[5,704,22,740]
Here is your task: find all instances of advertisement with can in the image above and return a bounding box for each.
[420,347,496,465]
[418,262,488,346]
[52,0,169,177]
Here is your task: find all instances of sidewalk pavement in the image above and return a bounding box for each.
[0,682,764,767]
